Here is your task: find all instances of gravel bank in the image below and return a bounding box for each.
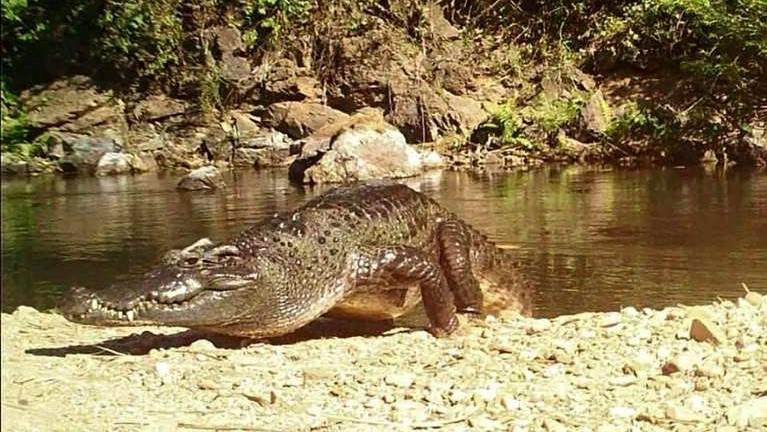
[2,290,765,432]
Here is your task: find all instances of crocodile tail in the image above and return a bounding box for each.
[470,231,534,317]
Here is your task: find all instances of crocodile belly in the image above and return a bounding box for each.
[326,285,422,321]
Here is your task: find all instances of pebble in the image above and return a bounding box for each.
[528,319,552,334]
[501,395,522,411]
[744,291,763,307]
[726,397,767,428]
[609,406,637,419]
[662,351,700,375]
[600,312,622,327]
[188,339,216,351]
[665,404,706,422]
[688,312,726,344]
[469,415,503,430]
[542,418,568,432]
[384,373,414,388]
[154,362,172,384]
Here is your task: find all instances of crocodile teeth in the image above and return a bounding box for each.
[90,299,99,310]
[126,310,135,321]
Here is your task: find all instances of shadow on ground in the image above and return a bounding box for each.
[24,317,412,357]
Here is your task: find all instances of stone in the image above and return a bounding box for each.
[95,152,133,176]
[687,309,726,344]
[243,129,292,151]
[542,418,568,432]
[188,339,216,351]
[265,101,349,139]
[726,397,767,428]
[662,352,700,375]
[581,90,612,134]
[501,395,522,411]
[20,75,124,132]
[695,361,724,378]
[599,312,622,327]
[51,132,119,174]
[177,166,226,191]
[744,291,763,307]
[262,59,322,101]
[384,373,415,389]
[527,319,552,334]
[609,406,637,419]
[665,404,705,422]
[212,26,245,55]
[289,114,424,184]
[132,95,187,122]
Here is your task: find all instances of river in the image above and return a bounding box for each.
[2,166,766,317]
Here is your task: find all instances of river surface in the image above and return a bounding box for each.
[2,166,766,317]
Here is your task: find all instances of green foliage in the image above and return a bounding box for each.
[238,0,312,47]
[0,81,38,157]
[488,104,534,150]
[96,1,184,83]
[527,93,587,133]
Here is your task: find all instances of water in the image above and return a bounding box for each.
[2,167,766,317]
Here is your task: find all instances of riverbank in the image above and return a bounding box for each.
[3,2,766,178]
[2,289,765,431]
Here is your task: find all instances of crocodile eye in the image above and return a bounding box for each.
[185,257,199,266]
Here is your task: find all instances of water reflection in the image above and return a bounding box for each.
[2,167,765,316]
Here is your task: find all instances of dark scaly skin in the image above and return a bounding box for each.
[58,183,533,338]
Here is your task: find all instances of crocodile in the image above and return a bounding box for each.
[58,183,532,338]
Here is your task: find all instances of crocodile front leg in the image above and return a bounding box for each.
[437,220,484,313]
[351,246,458,336]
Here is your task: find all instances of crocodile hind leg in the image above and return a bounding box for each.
[351,246,458,336]
[437,220,484,313]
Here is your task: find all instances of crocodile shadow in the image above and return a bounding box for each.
[24,316,416,357]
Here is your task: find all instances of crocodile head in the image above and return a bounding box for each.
[57,240,288,335]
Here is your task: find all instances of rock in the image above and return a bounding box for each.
[243,129,292,151]
[1,153,29,176]
[527,319,552,334]
[177,166,226,191]
[95,152,134,176]
[744,291,763,307]
[599,312,622,327]
[212,26,245,55]
[154,362,173,385]
[689,316,726,344]
[384,373,415,388]
[419,150,445,169]
[609,406,637,419]
[726,397,767,428]
[51,132,119,174]
[542,418,567,432]
[289,112,425,184]
[662,352,701,375]
[132,95,187,122]
[695,360,724,378]
[665,404,706,422]
[232,148,262,167]
[20,75,125,133]
[581,90,612,134]
[501,395,522,411]
[189,339,216,351]
[228,112,260,139]
[265,102,349,139]
[262,59,322,102]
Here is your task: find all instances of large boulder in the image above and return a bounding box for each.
[20,76,128,152]
[260,58,322,102]
[289,110,425,184]
[48,132,119,174]
[94,152,150,176]
[264,101,349,139]
[177,166,226,191]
